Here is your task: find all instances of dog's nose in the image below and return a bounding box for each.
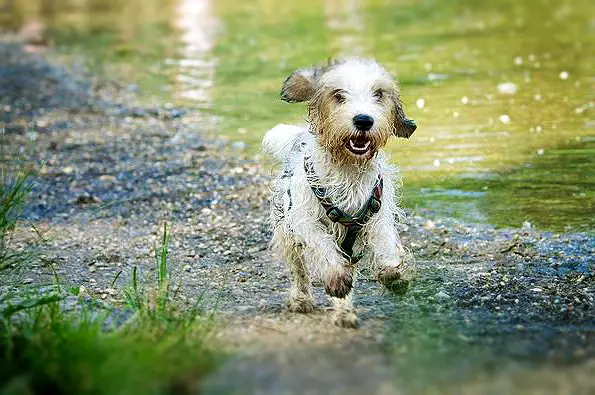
[353,114,374,131]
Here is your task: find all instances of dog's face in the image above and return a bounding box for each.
[281,58,416,164]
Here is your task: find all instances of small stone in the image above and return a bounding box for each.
[534,94,542,101]
[416,98,425,109]
[62,166,74,174]
[99,175,116,182]
[514,56,523,65]
[461,96,469,104]
[530,287,543,292]
[433,159,441,167]
[424,220,436,229]
[499,114,511,124]
[522,221,532,229]
[183,264,191,272]
[435,291,451,300]
[497,82,518,95]
[22,278,34,284]
[559,71,569,80]
[453,111,459,118]
[536,148,545,156]
[231,141,246,151]
[74,194,102,205]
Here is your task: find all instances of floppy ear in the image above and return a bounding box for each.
[392,96,417,138]
[280,67,320,103]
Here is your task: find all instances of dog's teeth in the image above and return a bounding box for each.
[349,139,370,153]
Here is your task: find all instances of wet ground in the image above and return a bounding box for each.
[2,42,594,394]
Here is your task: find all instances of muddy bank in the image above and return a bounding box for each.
[2,42,594,394]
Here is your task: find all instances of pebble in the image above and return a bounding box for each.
[416,98,425,109]
[497,82,518,95]
[231,141,246,151]
[559,71,569,80]
[498,114,511,124]
[435,291,451,300]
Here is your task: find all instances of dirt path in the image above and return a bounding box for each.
[3,43,595,394]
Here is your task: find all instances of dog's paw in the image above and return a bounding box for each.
[332,310,360,329]
[377,266,410,295]
[324,268,353,298]
[287,297,316,314]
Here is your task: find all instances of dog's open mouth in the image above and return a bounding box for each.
[346,136,371,155]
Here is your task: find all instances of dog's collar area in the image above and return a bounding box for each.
[304,156,383,262]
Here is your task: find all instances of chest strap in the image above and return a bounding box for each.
[304,157,383,261]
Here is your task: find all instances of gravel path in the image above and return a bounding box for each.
[2,43,594,394]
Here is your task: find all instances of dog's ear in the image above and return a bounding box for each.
[391,96,417,139]
[280,67,320,103]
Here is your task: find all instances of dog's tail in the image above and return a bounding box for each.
[262,124,303,162]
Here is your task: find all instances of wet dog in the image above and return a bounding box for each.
[262,57,416,328]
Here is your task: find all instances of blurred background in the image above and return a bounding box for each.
[1,0,593,232]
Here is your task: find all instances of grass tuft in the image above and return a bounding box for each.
[0,167,33,271]
[0,170,223,394]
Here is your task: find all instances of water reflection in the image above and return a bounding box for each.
[0,0,593,231]
[324,0,364,56]
[168,0,217,105]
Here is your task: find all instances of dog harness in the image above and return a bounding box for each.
[304,157,383,262]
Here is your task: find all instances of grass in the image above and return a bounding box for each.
[0,171,223,395]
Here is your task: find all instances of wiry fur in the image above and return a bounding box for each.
[262,57,416,328]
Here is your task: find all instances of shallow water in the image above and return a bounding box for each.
[0,0,593,231]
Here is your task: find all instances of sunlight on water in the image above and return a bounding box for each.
[0,0,593,231]
[168,0,217,104]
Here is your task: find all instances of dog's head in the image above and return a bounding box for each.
[281,57,416,163]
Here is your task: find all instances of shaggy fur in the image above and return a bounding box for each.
[262,57,416,328]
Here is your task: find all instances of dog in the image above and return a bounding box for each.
[262,57,417,328]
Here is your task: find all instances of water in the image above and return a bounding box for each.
[0,0,593,231]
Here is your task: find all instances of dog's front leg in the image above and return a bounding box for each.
[329,268,359,328]
[300,230,353,299]
[365,209,410,295]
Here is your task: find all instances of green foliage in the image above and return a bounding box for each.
[0,168,33,271]
[0,170,221,394]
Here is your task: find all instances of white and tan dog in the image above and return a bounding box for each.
[262,57,416,328]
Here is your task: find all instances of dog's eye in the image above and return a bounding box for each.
[332,90,346,104]
[373,89,384,101]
